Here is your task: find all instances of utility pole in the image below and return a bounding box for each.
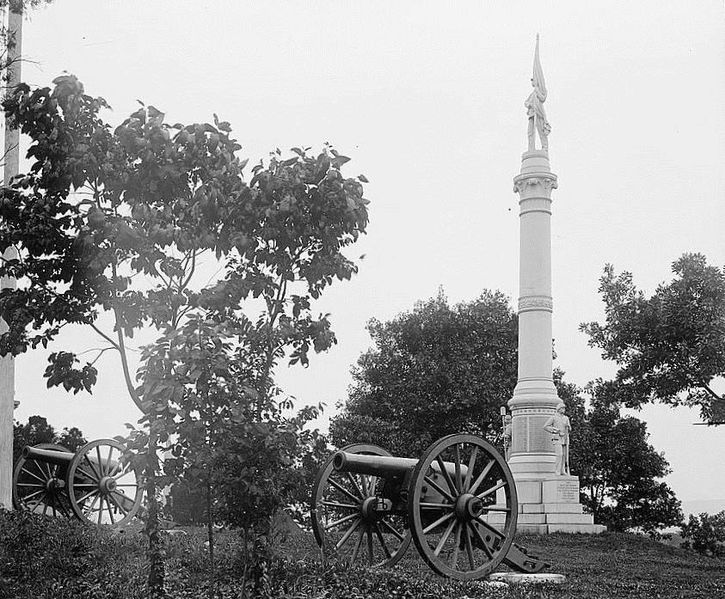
[0,0,22,510]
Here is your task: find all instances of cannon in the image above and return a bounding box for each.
[13,438,143,527]
[312,434,547,580]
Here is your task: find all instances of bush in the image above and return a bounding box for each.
[680,511,725,557]
[0,508,146,599]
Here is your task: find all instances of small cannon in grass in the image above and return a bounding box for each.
[13,439,143,527]
[312,434,547,580]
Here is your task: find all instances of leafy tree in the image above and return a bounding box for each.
[681,511,725,558]
[330,290,518,456]
[0,75,368,597]
[561,379,683,534]
[12,414,87,463]
[581,253,725,422]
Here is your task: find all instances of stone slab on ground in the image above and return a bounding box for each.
[488,572,566,584]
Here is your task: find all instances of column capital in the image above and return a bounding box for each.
[513,172,558,197]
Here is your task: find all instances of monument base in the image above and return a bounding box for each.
[487,475,606,534]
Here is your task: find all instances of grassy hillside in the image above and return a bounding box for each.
[1,510,723,598]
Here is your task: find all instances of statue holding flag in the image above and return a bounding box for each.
[525,34,551,152]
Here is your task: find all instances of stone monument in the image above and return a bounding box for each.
[502,36,604,533]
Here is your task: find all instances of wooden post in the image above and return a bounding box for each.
[0,1,22,510]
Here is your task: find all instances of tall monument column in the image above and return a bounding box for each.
[505,37,604,533]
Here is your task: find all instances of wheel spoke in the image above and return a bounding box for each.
[33,461,50,482]
[434,517,457,556]
[109,491,131,516]
[106,446,114,475]
[468,521,494,559]
[334,518,362,551]
[84,493,101,516]
[345,472,365,500]
[17,482,44,488]
[483,506,511,512]
[20,468,46,484]
[463,524,475,570]
[77,488,99,504]
[106,497,116,524]
[97,498,103,524]
[468,459,495,495]
[423,475,454,503]
[454,444,463,494]
[96,446,105,476]
[22,489,44,503]
[84,454,102,480]
[422,511,454,535]
[464,446,478,491]
[435,455,458,496]
[450,523,461,569]
[42,498,49,516]
[351,526,365,562]
[325,512,359,531]
[373,523,392,559]
[476,480,506,500]
[419,502,454,510]
[328,477,362,504]
[50,493,57,517]
[321,501,358,510]
[380,519,405,541]
[474,516,506,539]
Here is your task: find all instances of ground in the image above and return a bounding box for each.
[1,509,724,598]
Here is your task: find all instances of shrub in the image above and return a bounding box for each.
[680,511,725,557]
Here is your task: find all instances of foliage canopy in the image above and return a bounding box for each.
[330,290,518,456]
[581,253,725,422]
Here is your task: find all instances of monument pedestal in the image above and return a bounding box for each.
[488,476,605,533]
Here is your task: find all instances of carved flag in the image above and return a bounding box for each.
[532,34,547,102]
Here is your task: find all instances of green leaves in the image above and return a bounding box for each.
[581,253,725,420]
[43,351,98,394]
[330,290,518,456]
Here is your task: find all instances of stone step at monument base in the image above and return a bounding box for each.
[485,474,607,534]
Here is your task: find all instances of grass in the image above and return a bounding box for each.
[2,509,724,598]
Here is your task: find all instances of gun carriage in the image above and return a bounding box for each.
[312,434,547,580]
[12,438,143,527]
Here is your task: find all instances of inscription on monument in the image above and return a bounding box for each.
[542,479,580,504]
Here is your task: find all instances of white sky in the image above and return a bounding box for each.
[9,1,725,506]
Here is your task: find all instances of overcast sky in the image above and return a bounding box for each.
[9,1,725,507]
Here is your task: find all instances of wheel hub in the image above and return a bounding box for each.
[99,476,117,494]
[455,493,484,520]
[45,478,65,492]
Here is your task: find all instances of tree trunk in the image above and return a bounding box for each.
[146,429,165,599]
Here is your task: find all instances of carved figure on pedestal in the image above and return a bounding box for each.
[543,403,570,476]
[525,34,551,152]
[503,414,512,461]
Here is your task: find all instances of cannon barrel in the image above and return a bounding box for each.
[333,451,468,479]
[22,445,119,474]
[333,451,418,477]
[22,445,74,467]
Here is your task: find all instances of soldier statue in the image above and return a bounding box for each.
[502,414,512,461]
[525,34,551,152]
[543,403,571,476]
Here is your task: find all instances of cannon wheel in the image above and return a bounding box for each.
[12,443,73,517]
[66,439,143,527]
[408,434,518,580]
[312,443,411,568]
